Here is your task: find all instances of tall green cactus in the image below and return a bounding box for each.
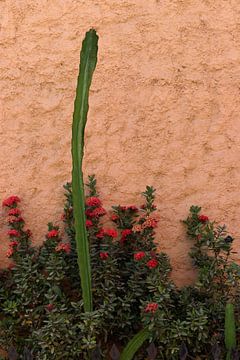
[72,30,150,358]
[225,303,236,360]
[72,29,98,312]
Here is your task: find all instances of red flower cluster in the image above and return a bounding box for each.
[100,252,109,260]
[121,229,132,242]
[96,228,105,239]
[2,196,20,207]
[46,303,54,311]
[6,248,14,258]
[8,208,21,216]
[46,229,59,238]
[120,205,138,212]
[134,252,146,261]
[7,229,20,237]
[198,215,209,223]
[86,207,106,218]
[55,242,71,254]
[96,228,118,239]
[104,228,118,238]
[127,205,138,211]
[111,214,119,222]
[146,259,158,269]
[8,217,24,224]
[86,220,93,228]
[6,240,18,258]
[142,217,158,229]
[86,197,102,207]
[144,302,158,313]
[9,241,18,248]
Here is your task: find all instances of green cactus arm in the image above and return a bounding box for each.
[72,29,98,312]
[119,328,150,360]
[225,303,236,359]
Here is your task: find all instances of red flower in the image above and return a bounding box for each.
[111,214,119,221]
[146,259,158,269]
[120,206,127,211]
[26,229,32,238]
[144,302,158,313]
[55,242,71,254]
[46,229,59,238]
[134,251,146,261]
[100,252,109,260]
[104,229,118,238]
[9,241,18,248]
[86,197,102,207]
[120,229,132,243]
[7,229,20,237]
[6,248,14,258]
[96,228,105,239]
[8,217,24,224]
[198,215,209,223]
[86,207,106,218]
[2,196,20,207]
[61,213,66,221]
[46,303,54,311]
[8,208,21,216]
[121,229,132,238]
[142,217,158,229]
[86,220,93,228]
[127,205,138,211]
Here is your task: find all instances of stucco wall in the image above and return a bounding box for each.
[1,0,240,285]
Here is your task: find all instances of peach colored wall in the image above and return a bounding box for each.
[1,0,240,285]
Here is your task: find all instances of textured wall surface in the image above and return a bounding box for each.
[1,0,240,285]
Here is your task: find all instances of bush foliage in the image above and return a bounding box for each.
[0,176,240,359]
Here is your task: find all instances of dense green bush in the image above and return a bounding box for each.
[0,177,240,359]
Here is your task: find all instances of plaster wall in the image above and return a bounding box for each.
[1,0,240,285]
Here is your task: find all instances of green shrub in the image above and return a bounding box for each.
[1,184,240,359]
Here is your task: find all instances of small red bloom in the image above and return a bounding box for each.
[146,259,158,269]
[111,214,119,221]
[61,213,66,221]
[26,229,32,238]
[121,229,132,238]
[55,242,71,254]
[8,217,24,224]
[47,229,59,238]
[104,229,118,238]
[134,252,146,261]
[100,252,109,260]
[6,248,14,258]
[8,208,21,216]
[2,196,20,207]
[86,197,102,207]
[46,303,54,311]
[120,206,127,211]
[142,217,158,229]
[144,302,158,313]
[96,228,105,239]
[86,207,106,218]
[86,220,93,228]
[7,229,20,237]
[127,205,138,211]
[9,241,18,248]
[198,215,209,223]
